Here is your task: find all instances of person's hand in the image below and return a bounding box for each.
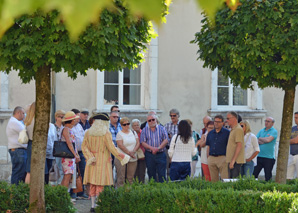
[129,151,136,158]
[246,158,251,162]
[152,147,158,155]
[229,160,235,169]
[75,155,81,163]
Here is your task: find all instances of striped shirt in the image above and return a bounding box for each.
[164,121,179,143]
[109,122,122,147]
[140,125,169,152]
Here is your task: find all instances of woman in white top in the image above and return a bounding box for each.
[240,120,260,177]
[168,120,197,181]
[115,117,140,187]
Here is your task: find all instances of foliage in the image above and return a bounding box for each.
[192,0,298,90]
[96,178,298,212]
[0,181,75,212]
[0,2,156,83]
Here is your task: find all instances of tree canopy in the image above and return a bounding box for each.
[192,0,298,183]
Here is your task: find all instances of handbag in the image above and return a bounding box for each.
[18,127,29,144]
[73,164,83,193]
[49,160,60,182]
[53,128,76,158]
[136,148,145,159]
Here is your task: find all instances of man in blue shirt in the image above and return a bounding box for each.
[206,115,230,182]
[287,112,298,179]
[253,117,278,181]
[140,114,169,182]
[109,111,122,167]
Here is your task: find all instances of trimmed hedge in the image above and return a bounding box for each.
[96,178,298,212]
[0,181,76,212]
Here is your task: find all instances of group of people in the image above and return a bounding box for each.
[7,103,298,212]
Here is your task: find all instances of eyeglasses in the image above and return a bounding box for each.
[58,116,64,119]
[265,120,272,123]
[214,121,222,123]
[122,123,130,126]
[112,116,119,118]
[148,119,156,122]
[170,114,177,117]
[241,125,244,128]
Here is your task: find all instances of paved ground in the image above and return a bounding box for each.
[75,199,92,213]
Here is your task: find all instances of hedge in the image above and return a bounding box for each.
[0,181,75,212]
[96,178,298,212]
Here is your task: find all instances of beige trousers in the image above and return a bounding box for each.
[207,155,228,182]
[115,159,137,188]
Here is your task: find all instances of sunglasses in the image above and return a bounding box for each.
[112,116,119,118]
[58,116,64,119]
[170,115,177,117]
[241,125,244,128]
[122,123,130,126]
[148,119,156,122]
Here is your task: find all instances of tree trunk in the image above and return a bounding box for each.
[275,86,296,184]
[29,65,51,212]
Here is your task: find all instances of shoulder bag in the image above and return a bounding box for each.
[132,130,145,159]
[53,128,76,158]
[18,127,29,144]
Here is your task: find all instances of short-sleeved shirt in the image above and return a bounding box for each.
[257,127,278,159]
[109,122,122,147]
[206,127,230,156]
[164,121,179,143]
[226,123,245,164]
[116,131,138,162]
[290,126,298,155]
[140,125,169,152]
[6,116,27,149]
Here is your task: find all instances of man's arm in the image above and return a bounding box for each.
[229,142,242,169]
[207,145,210,158]
[290,135,298,144]
[258,136,274,144]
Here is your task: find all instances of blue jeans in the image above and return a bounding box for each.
[170,162,191,181]
[145,151,166,182]
[241,160,254,177]
[9,148,27,185]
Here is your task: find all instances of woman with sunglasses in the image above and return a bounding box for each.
[240,120,260,177]
[115,117,140,187]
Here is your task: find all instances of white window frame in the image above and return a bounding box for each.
[211,68,263,111]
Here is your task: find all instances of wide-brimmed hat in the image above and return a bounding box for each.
[92,112,109,121]
[62,111,79,122]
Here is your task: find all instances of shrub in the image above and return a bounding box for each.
[0,181,75,212]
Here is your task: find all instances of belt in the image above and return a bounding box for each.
[210,155,225,157]
[10,148,26,151]
[78,151,83,153]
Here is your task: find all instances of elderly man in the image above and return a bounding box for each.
[79,108,91,131]
[164,109,180,143]
[287,112,298,179]
[6,106,26,184]
[200,115,212,137]
[226,111,245,178]
[206,115,230,182]
[253,117,278,181]
[109,110,122,168]
[140,114,169,182]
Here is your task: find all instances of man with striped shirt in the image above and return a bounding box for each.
[140,114,169,182]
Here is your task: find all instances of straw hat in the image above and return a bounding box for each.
[62,111,79,122]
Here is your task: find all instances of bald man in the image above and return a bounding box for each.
[253,117,278,181]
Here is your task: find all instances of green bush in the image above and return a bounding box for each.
[0,181,75,212]
[96,178,298,212]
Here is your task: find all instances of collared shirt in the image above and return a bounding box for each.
[6,116,27,149]
[109,122,122,147]
[79,120,91,131]
[54,123,64,140]
[140,125,169,152]
[206,127,230,156]
[290,126,298,155]
[164,121,179,143]
[257,126,278,159]
[46,123,56,159]
[72,123,85,151]
[226,123,245,164]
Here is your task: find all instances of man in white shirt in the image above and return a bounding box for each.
[6,106,26,184]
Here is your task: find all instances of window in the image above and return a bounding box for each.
[217,70,247,106]
[104,67,141,106]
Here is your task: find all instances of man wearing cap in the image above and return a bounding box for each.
[140,114,169,182]
[71,109,88,199]
[6,106,26,184]
[79,108,91,131]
